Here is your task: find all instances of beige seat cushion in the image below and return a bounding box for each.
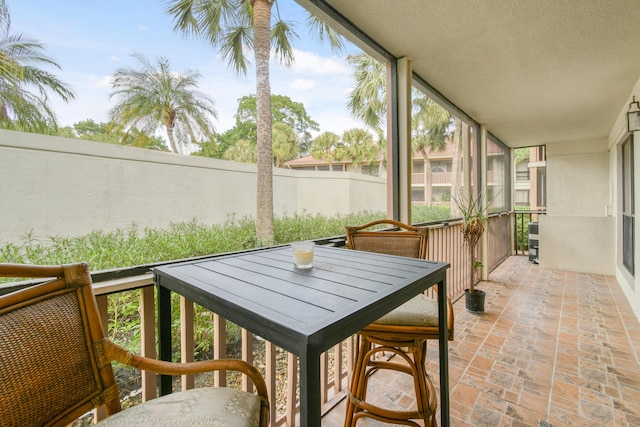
[96,387,262,427]
[374,294,439,327]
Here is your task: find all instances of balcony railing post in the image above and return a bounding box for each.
[140,286,157,400]
[180,296,195,390]
[213,314,226,387]
[286,352,298,427]
[158,284,172,395]
[265,341,277,427]
[241,328,254,392]
[95,294,109,422]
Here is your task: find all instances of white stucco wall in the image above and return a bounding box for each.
[539,138,615,275]
[0,130,386,244]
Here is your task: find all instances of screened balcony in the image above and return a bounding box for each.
[2,1,640,426]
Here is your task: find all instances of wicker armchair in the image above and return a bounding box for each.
[344,219,454,427]
[0,263,269,427]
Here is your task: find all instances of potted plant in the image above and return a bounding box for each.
[453,190,492,313]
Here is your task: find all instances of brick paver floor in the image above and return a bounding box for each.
[322,256,640,426]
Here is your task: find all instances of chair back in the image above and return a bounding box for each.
[0,263,122,427]
[346,219,427,259]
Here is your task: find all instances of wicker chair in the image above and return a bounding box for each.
[343,219,454,427]
[0,262,269,427]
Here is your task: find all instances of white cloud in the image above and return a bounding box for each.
[285,49,350,75]
[138,25,149,31]
[111,56,120,61]
[87,75,113,89]
[290,79,315,90]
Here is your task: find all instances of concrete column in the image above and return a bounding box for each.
[480,125,489,280]
[397,57,412,224]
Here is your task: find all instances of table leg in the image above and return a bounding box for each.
[299,349,321,427]
[157,282,173,396]
[437,278,450,427]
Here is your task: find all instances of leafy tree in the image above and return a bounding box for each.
[73,119,110,138]
[310,131,341,171]
[109,53,217,154]
[55,126,76,139]
[234,94,318,153]
[166,0,344,244]
[221,94,316,161]
[192,138,222,158]
[0,0,74,133]
[514,147,530,163]
[205,125,254,159]
[56,118,168,151]
[220,121,297,167]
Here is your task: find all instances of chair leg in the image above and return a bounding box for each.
[344,335,371,427]
[344,337,437,427]
[413,340,437,427]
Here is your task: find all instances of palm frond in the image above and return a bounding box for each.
[305,13,345,53]
[270,19,297,67]
[0,4,74,131]
[220,26,252,75]
[346,53,386,129]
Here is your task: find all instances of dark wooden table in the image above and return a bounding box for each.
[154,245,450,427]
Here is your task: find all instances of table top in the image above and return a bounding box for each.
[154,245,449,356]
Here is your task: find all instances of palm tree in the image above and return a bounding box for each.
[109,53,217,154]
[412,94,451,206]
[347,52,455,205]
[0,0,74,132]
[272,122,298,167]
[346,53,386,130]
[310,131,341,171]
[223,138,257,163]
[339,128,377,172]
[166,0,344,244]
[346,54,390,177]
[373,127,387,177]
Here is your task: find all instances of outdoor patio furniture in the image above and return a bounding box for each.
[344,219,454,427]
[154,244,451,427]
[0,262,269,427]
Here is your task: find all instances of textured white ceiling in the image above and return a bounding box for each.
[300,0,640,148]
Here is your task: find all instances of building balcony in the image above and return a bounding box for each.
[411,171,501,187]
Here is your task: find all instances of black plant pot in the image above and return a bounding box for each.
[465,289,486,313]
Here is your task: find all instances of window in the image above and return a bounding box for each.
[515,190,530,206]
[486,137,509,213]
[623,135,634,276]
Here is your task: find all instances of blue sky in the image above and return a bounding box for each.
[9,0,363,136]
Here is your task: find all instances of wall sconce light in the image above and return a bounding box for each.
[628,96,640,132]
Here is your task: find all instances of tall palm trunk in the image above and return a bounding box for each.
[253,0,274,244]
[165,124,179,154]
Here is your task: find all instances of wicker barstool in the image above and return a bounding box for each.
[343,220,454,427]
